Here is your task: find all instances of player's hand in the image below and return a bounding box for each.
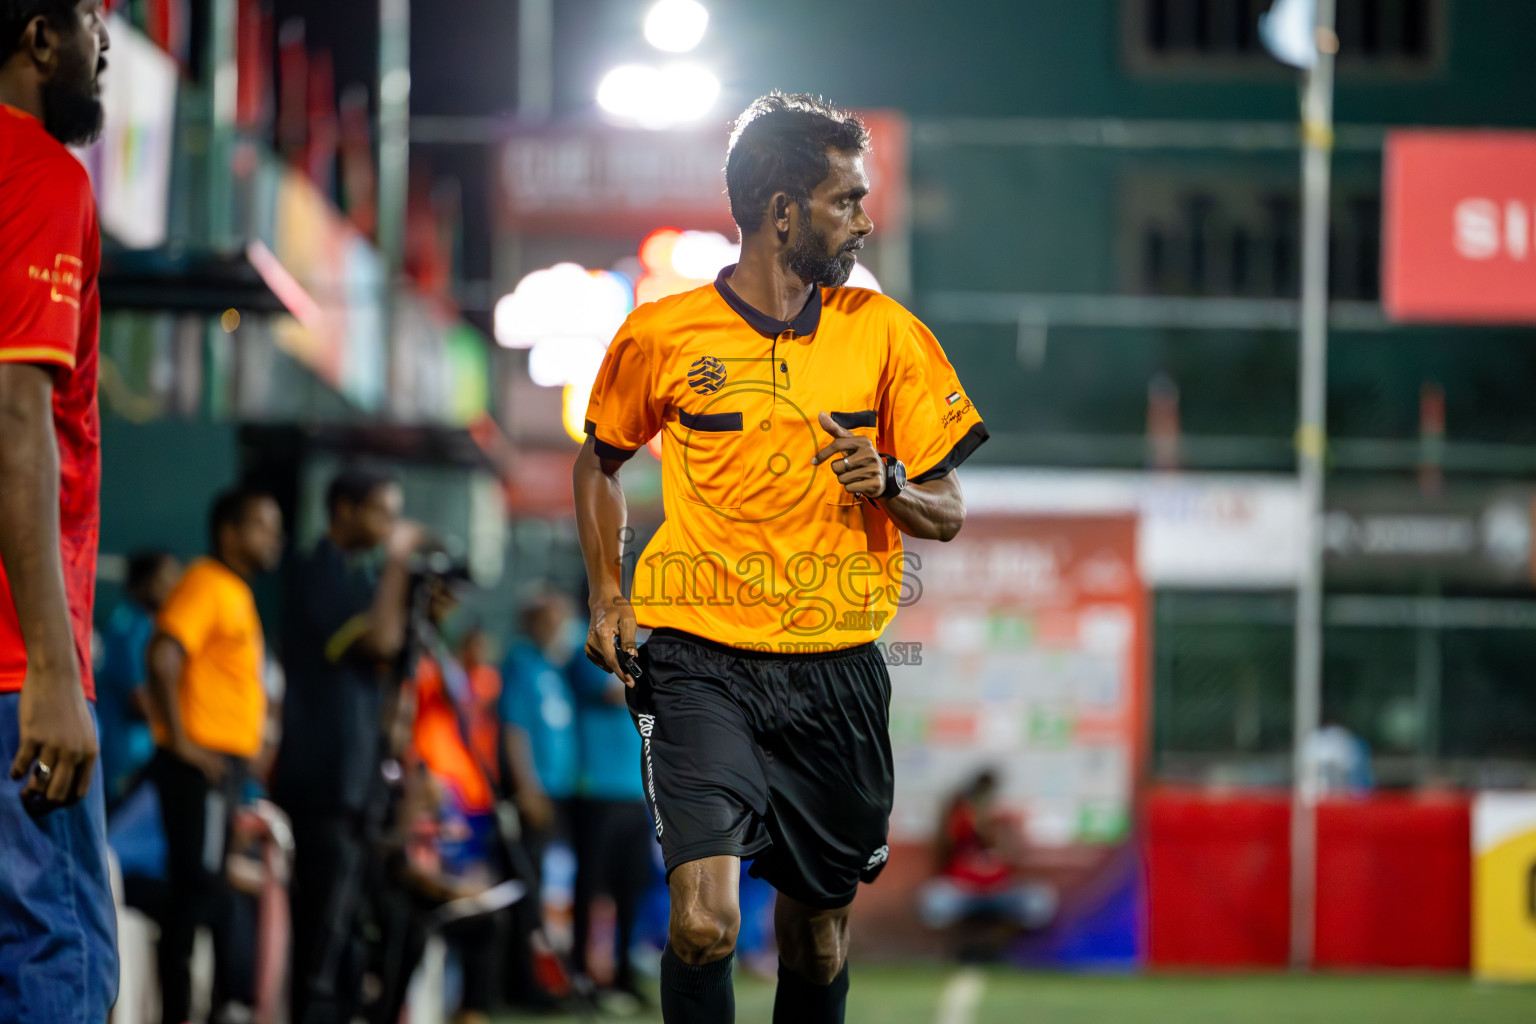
[386,518,429,562]
[812,411,884,498]
[174,738,227,784]
[586,591,639,688]
[10,659,97,813]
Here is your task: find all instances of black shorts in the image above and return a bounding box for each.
[626,628,894,910]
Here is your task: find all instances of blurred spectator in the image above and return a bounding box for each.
[407,585,501,1024]
[499,590,579,1011]
[1305,719,1375,796]
[568,637,652,1011]
[145,489,284,1024]
[272,465,426,1024]
[500,590,579,848]
[459,625,503,793]
[97,550,181,807]
[918,770,1057,946]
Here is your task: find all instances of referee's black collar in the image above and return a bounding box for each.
[714,264,822,338]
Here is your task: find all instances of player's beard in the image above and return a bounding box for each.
[786,209,860,289]
[43,51,105,147]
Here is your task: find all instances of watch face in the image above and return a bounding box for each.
[882,454,906,497]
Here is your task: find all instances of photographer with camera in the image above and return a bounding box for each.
[272,466,427,1024]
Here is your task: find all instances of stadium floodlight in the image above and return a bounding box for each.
[1259,0,1318,68]
[644,0,709,53]
[596,63,720,130]
[494,263,632,352]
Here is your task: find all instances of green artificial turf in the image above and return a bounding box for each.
[508,967,1536,1024]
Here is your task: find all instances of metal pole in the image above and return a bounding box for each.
[518,0,554,122]
[1291,0,1337,971]
[378,0,410,413]
[207,0,239,249]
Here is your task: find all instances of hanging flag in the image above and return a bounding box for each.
[306,50,339,195]
[338,84,378,239]
[1259,0,1317,69]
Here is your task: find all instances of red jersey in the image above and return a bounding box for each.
[0,106,103,701]
[940,802,1013,890]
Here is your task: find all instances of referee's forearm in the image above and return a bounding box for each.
[882,475,966,542]
[573,438,629,600]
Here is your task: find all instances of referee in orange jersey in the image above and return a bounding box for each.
[574,93,987,1023]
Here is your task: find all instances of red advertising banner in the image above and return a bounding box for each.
[1383,130,1536,323]
[495,111,908,238]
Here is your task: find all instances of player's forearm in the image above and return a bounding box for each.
[882,473,966,542]
[146,634,190,748]
[573,438,630,603]
[0,364,76,679]
[504,725,546,799]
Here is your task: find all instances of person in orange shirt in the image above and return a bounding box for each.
[146,487,283,1024]
[575,94,986,1024]
[459,625,503,790]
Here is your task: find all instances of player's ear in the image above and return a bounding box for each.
[22,15,59,76]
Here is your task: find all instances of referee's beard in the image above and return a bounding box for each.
[786,216,861,289]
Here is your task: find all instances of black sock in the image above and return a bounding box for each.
[660,943,735,1024]
[772,959,849,1024]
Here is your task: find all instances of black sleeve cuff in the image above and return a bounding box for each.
[589,421,641,462]
[911,421,990,484]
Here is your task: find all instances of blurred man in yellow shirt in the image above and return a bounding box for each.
[146,487,283,1024]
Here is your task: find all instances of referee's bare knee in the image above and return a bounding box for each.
[669,904,741,964]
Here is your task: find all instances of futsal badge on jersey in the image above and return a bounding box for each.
[689,356,728,395]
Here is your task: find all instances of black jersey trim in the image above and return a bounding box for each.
[830,410,877,430]
[714,263,822,338]
[911,421,991,484]
[593,438,640,462]
[678,409,744,432]
[588,420,642,461]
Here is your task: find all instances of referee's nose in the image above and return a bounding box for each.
[853,205,874,238]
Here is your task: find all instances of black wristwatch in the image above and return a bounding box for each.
[879,453,907,500]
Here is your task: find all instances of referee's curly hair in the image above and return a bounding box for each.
[726,92,870,236]
[0,0,79,62]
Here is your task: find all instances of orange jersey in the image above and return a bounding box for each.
[153,559,268,758]
[585,266,987,651]
[0,106,102,699]
[413,657,495,814]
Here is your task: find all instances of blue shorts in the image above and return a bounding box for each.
[0,692,119,1024]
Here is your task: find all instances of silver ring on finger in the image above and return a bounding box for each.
[35,763,53,782]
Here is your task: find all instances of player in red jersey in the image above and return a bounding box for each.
[0,4,116,1023]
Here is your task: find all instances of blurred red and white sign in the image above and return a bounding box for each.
[1384,130,1536,323]
[496,111,908,237]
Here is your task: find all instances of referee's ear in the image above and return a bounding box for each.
[771,192,794,244]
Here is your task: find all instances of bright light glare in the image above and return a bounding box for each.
[670,230,739,279]
[644,0,709,53]
[596,64,720,130]
[530,337,605,389]
[563,376,598,443]
[494,263,632,352]
[847,262,883,293]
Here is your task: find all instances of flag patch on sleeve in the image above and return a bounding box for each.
[946,391,962,405]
